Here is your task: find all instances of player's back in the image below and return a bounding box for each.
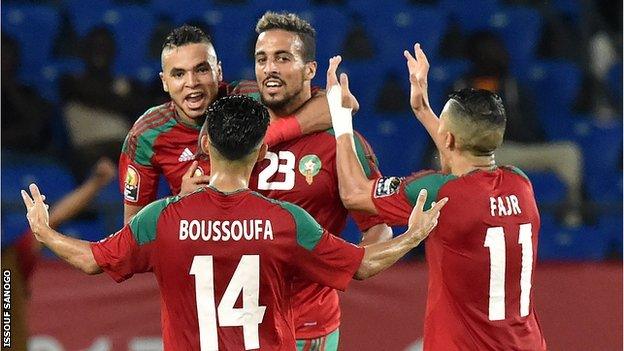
[424,166,546,350]
[148,187,339,350]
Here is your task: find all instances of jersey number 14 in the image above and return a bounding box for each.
[483,224,533,321]
[190,255,266,350]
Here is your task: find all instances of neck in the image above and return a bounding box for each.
[208,158,253,193]
[451,153,496,176]
[173,104,203,128]
[270,87,312,118]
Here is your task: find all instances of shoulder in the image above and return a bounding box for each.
[122,102,178,165]
[249,192,323,250]
[402,170,458,204]
[226,80,261,101]
[129,195,182,244]
[500,165,531,182]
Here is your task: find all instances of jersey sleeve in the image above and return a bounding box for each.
[91,196,173,282]
[349,131,387,231]
[371,170,455,226]
[281,201,364,291]
[91,225,154,283]
[119,133,160,206]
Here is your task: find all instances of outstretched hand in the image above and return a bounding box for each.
[21,183,51,240]
[326,55,359,111]
[326,56,357,137]
[91,157,117,186]
[404,43,431,113]
[407,189,448,243]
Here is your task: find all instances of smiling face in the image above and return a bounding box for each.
[254,29,316,115]
[160,42,222,124]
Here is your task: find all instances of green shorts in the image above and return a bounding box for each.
[296,328,340,351]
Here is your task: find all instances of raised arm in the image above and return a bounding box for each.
[405,43,445,152]
[354,189,447,279]
[326,56,377,213]
[22,184,102,274]
[49,157,116,228]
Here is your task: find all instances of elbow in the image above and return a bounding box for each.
[82,263,102,275]
[340,191,359,210]
[354,261,373,280]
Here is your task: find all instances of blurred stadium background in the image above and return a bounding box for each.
[1,0,621,350]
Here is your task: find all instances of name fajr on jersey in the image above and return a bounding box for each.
[250,129,385,339]
[91,187,364,351]
[371,166,547,351]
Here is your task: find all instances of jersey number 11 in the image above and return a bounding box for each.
[483,224,533,321]
[190,255,267,350]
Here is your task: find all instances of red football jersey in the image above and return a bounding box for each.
[91,187,364,350]
[119,81,292,206]
[250,129,384,338]
[372,166,547,351]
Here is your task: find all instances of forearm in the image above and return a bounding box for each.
[37,228,102,274]
[336,134,377,212]
[295,94,331,134]
[355,228,424,280]
[412,106,445,152]
[49,178,105,228]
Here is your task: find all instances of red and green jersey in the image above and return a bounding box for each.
[91,187,364,351]
[119,81,261,206]
[249,129,384,339]
[372,166,546,351]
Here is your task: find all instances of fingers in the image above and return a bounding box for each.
[326,55,342,89]
[408,189,428,225]
[415,43,429,66]
[340,73,351,108]
[21,189,34,209]
[183,161,199,178]
[188,175,211,185]
[29,183,44,204]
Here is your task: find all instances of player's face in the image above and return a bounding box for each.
[160,43,222,122]
[255,29,316,113]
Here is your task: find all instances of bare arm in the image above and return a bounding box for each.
[22,184,102,274]
[354,189,447,280]
[49,158,116,228]
[405,44,445,152]
[336,133,377,213]
[325,56,378,213]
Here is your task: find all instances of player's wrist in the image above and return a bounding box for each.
[327,85,353,138]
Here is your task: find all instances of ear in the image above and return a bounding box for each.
[443,131,453,150]
[256,143,268,163]
[216,61,223,82]
[200,135,210,156]
[160,72,168,92]
[304,61,317,81]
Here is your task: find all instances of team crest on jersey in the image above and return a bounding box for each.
[298,154,322,185]
[374,177,402,198]
[124,165,140,202]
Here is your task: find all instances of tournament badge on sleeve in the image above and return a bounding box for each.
[299,154,322,185]
[124,165,140,202]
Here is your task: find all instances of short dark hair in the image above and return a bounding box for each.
[162,24,211,51]
[203,95,270,161]
[255,12,316,62]
[446,88,507,156]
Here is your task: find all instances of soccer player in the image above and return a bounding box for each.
[327,47,547,350]
[250,12,393,349]
[2,157,116,350]
[120,25,334,223]
[21,95,447,351]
